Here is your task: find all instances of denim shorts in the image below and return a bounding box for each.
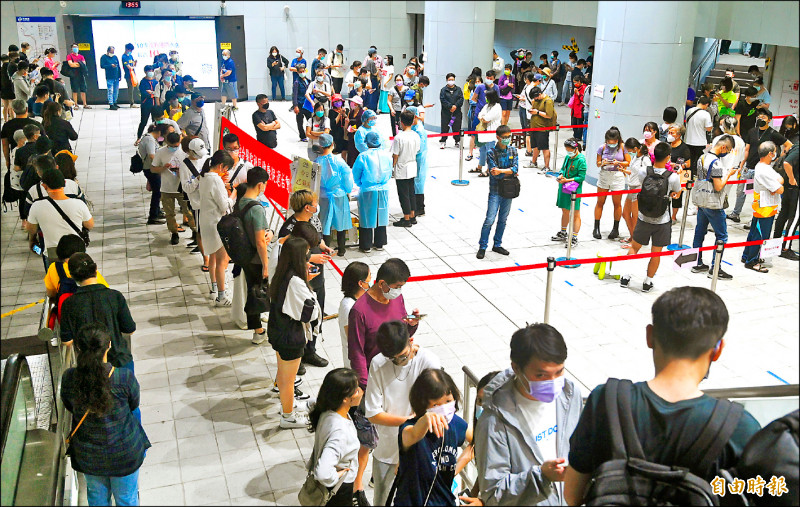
[500,98,513,111]
[351,405,378,450]
[221,81,238,99]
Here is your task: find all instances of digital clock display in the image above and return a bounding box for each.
[121,1,141,8]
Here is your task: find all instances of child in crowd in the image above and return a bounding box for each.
[618,138,650,246]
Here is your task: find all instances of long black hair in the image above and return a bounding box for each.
[73,322,113,415]
[308,368,359,431]
[200,149,234,176]
[270,236,310,302]
[341,261,370,299]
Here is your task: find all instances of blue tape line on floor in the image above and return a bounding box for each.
[449,215,455,219]
[722,260,732,266]
[518,208,524,212]
[767,370,790,385]
[431,176,436,179]
[565,281,573,286]
[514,262,520,266]
[582,202,588,206]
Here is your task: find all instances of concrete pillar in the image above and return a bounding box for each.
[584,1,698,184]
[423,1,496,132]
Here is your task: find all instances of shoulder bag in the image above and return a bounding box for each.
[65,367,115,454]
[297,446,347,506]
[47,197,90,245]
[193,110,205,137]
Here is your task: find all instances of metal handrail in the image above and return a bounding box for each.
[692,39,721,93]
[1,354,27,459]
[704,384,799,399]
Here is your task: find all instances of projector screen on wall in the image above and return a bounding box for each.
[90,19,219,90]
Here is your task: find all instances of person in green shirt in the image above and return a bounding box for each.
[553,138,586,249]
[716,77,737,118]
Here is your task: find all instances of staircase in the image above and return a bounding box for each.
[702,53,765,90]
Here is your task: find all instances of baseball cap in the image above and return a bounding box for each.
[331,93,343,103]
[403,89,416,101]
[365,131,381,148]
[174,85,186,94]
[348,96,363,106]
[319,133,334,148]
[182,75,197,83]
[533,73,543,81]
[190,92,203,101]
[188,138,207,158]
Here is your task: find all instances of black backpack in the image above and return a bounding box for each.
[2,170,25,211]
[638,167,672,219]
[735,409,799,506]
[583,378,745,506]
[217,201,260,266]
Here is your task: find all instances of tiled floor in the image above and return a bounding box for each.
[1,96,797,505]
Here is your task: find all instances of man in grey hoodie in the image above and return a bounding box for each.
[474,323,582,505]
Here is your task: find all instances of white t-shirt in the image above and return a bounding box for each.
[636,166,681,224]
[391,130,420,180]
[137,134,159,170]
[710,134,746,172]
[513,389,558,463]
[626,155,648,188]
[329,52,347,79]
[364,347,441,464]
[228,160,253,190]
[28,180,83,204]
[754,161,782,208]
[338,296,356,368]
[179,155,208,209]
[305,116,331,149]
[152,146,185,193]
[343,70,357,92]
[380,65,395,90]
[27,197,92,251]
[684,107,712,146]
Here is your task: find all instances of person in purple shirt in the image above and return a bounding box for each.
[497,63,516,126]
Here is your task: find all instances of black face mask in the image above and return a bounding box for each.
[756,118,767,129]
[259,102,270,110]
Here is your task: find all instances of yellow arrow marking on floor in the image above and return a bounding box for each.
[1,298,45,319]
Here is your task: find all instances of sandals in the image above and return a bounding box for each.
[745,262,769,273]
[525,150,533,157]
[468,167,482,174]
[465,155,474,161]
[201,265,209,272]
[176,227,186,233]
[478,172,489,178]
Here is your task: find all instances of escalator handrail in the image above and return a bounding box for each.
[704,384,799,400]
[0,354,26,461]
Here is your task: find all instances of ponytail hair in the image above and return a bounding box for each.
[73,322,113,415]
[200,149,235,176]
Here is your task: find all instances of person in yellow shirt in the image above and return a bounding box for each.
[44,234,108,298]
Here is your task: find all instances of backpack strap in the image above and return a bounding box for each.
[54,261,67,285]
[684,107,701,125]
[679,399,744,477]
[183,157,200,177]
[66,366,115,447]
[605,378,646,461]
[229,162,245,188]
[46,197,84,237]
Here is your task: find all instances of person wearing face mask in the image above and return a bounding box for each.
[344,96,364,166]
[391,110,421,228]
[306,69,333,116]
[137,123,170,225]
[560,52,577,107]
[154,69,175,106]
[305,102,332,162]
[774,116,799,260]
[497,64,516,126]
[177,92,210,148]
[267,46,289,101]
[167,50,182,76]
[99,46,121,110]
[150,105,181,136]
[391,368,467,507]
[553,138,587,249]
[378,54,395,114]
[667,124,691,223]
[402,64,419,89]
[163,90,186,121]
[151,132,193,245]
[136,65,158,139]
[289,47,307,91]
[751,77,771,110]
[475,323,581,506]
[361,317,432,507]
[684,96,713,178]
[222,133,254,193]
[343,61,361,96]
[354,109,385,154]
[329,44,347,94]
[292,63,312,142]
[329,94,348,160]
[549,51,564,102]
[492,49,505,74]
[317,133,354,256]
[714,77,737,118]
[251,94,280,149]
[617,138,649,245]
[219,49,238,109]
[564,287,761,506]
[179,137,209,259]
[311,48,330,86]
[66,43,90,109]
[406,106,430,217]
[338,262,371,368]
[353,131,392,252]
[734,87,762,136]
[741,141,785,272]
[363,47,381,111]
[730,108,792,223]
[640,121,662,165]
[477,124,517,258]
[439,73,464,149]
[593,127,629,240]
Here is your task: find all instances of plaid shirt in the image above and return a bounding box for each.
[487,145,519,195]
[61,364,150,477]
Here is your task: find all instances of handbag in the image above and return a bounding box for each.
[475,120,487,132]
[130,153,144,174]
[498,173,521,199]
[562,180,579,194]
[65,367,115,455]
[297,447,347,506]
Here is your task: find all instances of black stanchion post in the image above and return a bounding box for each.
[668,180,694,250]
[544,257,556,323]
[710,240,725,292]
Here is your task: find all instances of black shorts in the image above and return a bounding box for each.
[271,342,305,361]
[499,98,513,111]
[71,74,87,93]
[632,219,671,247]
[531,130,550,150]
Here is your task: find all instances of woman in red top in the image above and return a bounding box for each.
[43,48,61,80]
[569,75,586,143]
[66,43,90,109]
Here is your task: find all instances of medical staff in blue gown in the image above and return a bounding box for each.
[352,131,393,252]
[316,133,354,256]
[407,105,429,216]
[353,109,386,153]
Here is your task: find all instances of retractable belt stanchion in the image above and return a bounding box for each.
[556,193,580,268]
[709,240,725,292]
[452,130,469,186]
[668,180,694,251]
[544,257,556,324]
[553,124,560,172]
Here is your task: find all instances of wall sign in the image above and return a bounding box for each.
[220,43,231,50]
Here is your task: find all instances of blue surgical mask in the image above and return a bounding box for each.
[607,143,618,149]
[72,47,79,54]
[167,146,179,152]
[717,151,728,159]
[475,406,484,420]
[146,71,154,78]
[195,100,205,108]
[516,369,565,403]
[164,76,172,82]
[367,119,375,128]
[754,85,761,91]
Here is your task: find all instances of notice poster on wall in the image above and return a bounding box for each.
[16,17,58,62]
[90,19,219,89]
[778,80,799,118]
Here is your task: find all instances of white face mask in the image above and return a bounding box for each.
[272,52,277,57]
[427,401,456,423]
[383,282,402,300]
[222,55,229,60]
[667,134,676,143]
[447,80,455,86]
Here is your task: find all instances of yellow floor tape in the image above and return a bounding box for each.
[1,298,45,319]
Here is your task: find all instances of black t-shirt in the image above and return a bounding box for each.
[568,381,761,479]
[783,145,799,187]
[251,109,278,148]
[14,142,37,171]
[670,142,692,171]
[734,99,760,135]
[1,117,45,147]
[745,126,787,168]
[278,215,324,289]
[328,108,346,148]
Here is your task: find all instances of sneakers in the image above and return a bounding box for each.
[642,281,654,293]
[409,217,418,225]
[492,246,510,255]
[271,378,303,393]
[392,219,412,227]
[476,249,486,259]
[190,246,201,253]
[707,269,733,280]
[251,330,267,344]
[279,411,309,429]
[293,387,311,400]
[170,232,179,245]
[374,245,384,251]
[691,263,709,273]
[524,161,538,168]
[565,236,578,249]
[300,137,309,142]
[551,230,568,242]
[620,275,631,288]
[215,294,233,306]
[147,218,165,225]
[234,320,248,330]
[727,213,740,223]
[780,249,800,261]
[302,352,329,368]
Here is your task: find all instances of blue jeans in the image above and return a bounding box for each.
[479,141,496,167]
[479,192,512,249]
[561,76,573,104]
[693,207,728,266]
[732,167,754,216]
[742,215,775,264]
[85,469,140,506]
[106,79,120,105]
[271,75,286,100]
[582,110,588,146]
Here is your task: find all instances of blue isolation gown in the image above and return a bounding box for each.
[353,125,387,153]
[412,122,429,194]
[318,153,355,235]
[352,147,393,229]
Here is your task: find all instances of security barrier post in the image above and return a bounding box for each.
[668,180,693,251]
[553,124,560,174]
[710,240,725,292]
[544,257,556,323]
[452,130,469,186]
[566,193,577,259]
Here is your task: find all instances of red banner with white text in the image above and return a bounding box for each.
[219,116,291,209]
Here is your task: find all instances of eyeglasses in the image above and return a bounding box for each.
[391,346,413,366]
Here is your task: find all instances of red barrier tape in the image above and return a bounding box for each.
[389,124,589,141]
[576,179,751,198]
